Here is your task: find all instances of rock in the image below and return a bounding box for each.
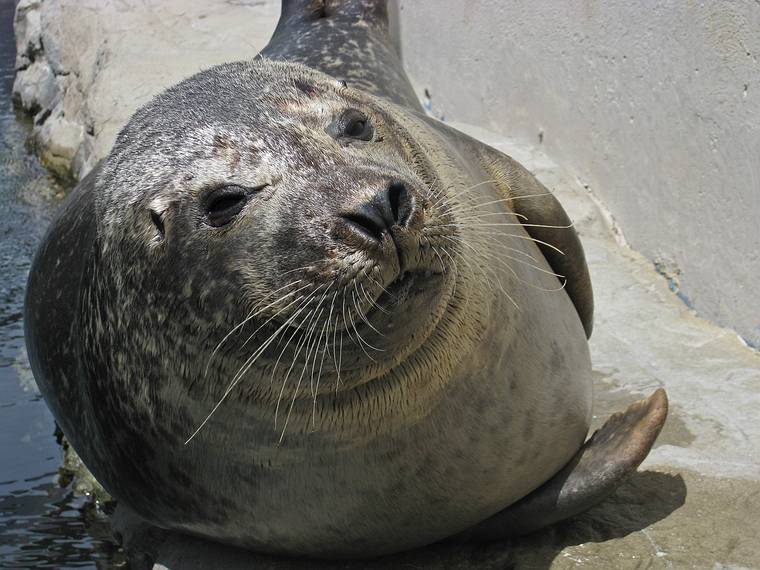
[12,0,280,180]
[36,111,84,179]
[13,0,42,70]
[12,59,57,112]
[56,430,110,500]
[11,0,55,115]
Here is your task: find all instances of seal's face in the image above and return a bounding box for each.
[96,61,462,431]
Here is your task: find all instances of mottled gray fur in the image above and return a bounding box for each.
[23,0,669,561]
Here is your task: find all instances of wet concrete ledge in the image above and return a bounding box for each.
[13,0,760,568]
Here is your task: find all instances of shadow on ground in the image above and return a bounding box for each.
[132,470,685,569]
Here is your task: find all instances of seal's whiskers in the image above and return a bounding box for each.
[429,178,497,210]
[271,283,333,404]
[434,221,574,231]
[348,289,383,357]
[276,285,334,442]
[462,228,566,256]
[311,309,334,428]
[184,284,329,445]
[353,280,385,336]
[360,281,389,315]
[332,312,344,394]
[440,235,520,310]
[204,279,309,376]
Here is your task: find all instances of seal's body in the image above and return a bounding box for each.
[25,0,667,559]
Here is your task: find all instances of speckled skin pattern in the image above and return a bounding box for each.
[24,0,596,559]
[261,0,421,109]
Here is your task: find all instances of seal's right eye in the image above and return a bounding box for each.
[203,185,250,227]
[343,113,370,139]
[328,109,374,142]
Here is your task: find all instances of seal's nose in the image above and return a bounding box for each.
[339,182,415,244]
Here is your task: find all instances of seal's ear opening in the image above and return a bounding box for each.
[148,195,177,244]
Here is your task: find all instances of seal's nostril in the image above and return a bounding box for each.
[387,182,412,226]
[341,211,386,243]
[339,181,416,245]
[388,182,402,224]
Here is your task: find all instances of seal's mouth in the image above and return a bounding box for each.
[373,270,432,314]
[356,267,447,340]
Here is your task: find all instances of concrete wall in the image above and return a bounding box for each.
[393,0,760,347]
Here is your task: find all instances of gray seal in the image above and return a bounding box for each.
[24,0,668,559]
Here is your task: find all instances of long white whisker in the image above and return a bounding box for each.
[204,281,310,376]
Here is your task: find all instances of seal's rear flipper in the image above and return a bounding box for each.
[260,0,421,110]
[457,388,669,541]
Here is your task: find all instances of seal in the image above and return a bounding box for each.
[24,0,668,559]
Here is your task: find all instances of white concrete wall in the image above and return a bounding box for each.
[393,0,760,347]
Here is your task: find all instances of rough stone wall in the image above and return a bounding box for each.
[392,0,760,348]
[12,0,280,179]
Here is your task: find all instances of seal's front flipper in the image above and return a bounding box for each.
[475,144,594,338]
[457,388,669,542]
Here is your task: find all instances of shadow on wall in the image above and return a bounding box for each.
[132,471,686,569]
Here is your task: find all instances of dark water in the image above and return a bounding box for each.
[0,1,123,567]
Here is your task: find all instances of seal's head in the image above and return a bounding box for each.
[92,60,470,438]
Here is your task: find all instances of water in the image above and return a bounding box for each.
[0,2,123,567]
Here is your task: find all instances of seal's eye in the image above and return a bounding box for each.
[203,185,252,227]
[330,109,374,142]
[344,114,371,139]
